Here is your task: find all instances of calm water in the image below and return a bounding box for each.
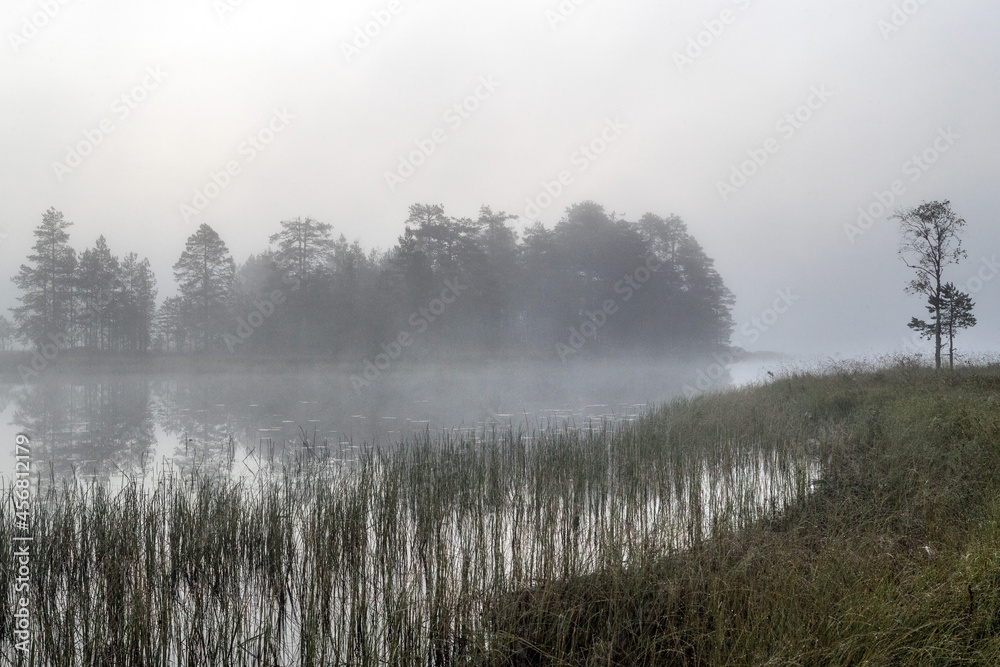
[0,357,780,484]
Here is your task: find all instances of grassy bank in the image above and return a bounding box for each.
[3,363,1000,665]
[496,363,1000,664]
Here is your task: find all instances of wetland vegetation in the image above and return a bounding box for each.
[4,361,1000,665]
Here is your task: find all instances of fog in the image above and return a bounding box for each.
[6,8,1000,661]
[2,0,998,360]
[0,354,789,481]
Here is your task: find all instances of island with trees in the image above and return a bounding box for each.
[6,201,736,378]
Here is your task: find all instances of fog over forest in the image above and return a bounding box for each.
[8,202,733,360]
[2,1,998,361]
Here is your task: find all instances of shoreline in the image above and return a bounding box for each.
[0,347,787,378]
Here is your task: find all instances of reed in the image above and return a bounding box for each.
[4,361,1000,665]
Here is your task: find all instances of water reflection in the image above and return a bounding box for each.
[0,358,724,483]
[6,377,156,482]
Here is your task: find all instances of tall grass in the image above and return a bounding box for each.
[4,362,1000,664]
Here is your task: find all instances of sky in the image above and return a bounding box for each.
[1,0,997,359]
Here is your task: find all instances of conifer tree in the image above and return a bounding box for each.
[11,208,77,348]
[173,223,235,351]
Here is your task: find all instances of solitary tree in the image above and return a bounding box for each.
[895,200,967,369]
[173,223,235,351]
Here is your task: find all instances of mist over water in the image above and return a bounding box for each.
[0,355,750,484]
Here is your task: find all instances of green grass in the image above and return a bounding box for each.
[3,361,1000,665]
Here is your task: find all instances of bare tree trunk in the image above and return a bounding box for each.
[949,319,955,370]
[934,273,942,369]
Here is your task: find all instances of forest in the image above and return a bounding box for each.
[7,201,735,362]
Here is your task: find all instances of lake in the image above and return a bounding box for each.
[0,356,783,484]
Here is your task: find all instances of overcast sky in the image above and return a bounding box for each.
[2,0,997,359]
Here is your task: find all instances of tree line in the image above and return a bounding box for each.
[9,202,736,361]
[11,209,157,354]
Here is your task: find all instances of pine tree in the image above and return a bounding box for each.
[155,297,188,352]
[76,235,122,351]
[269,217,335,285]
[405,204,480,275]
[896,200,968,369]
[328,237,375,353]
[472,206,519,349]
[909,282,976,370]
[173,223,235,351]
[11,208,78,349]
[120,252,158,352]
[268,217,337,352]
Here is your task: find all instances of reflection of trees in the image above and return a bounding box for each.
[151,378,239,472]
[10,377,156,481]
[0,383,15,414]
[148,373,457,470]
[5,360,715,481]
[149,365,704,455]
[151,374,360,466]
